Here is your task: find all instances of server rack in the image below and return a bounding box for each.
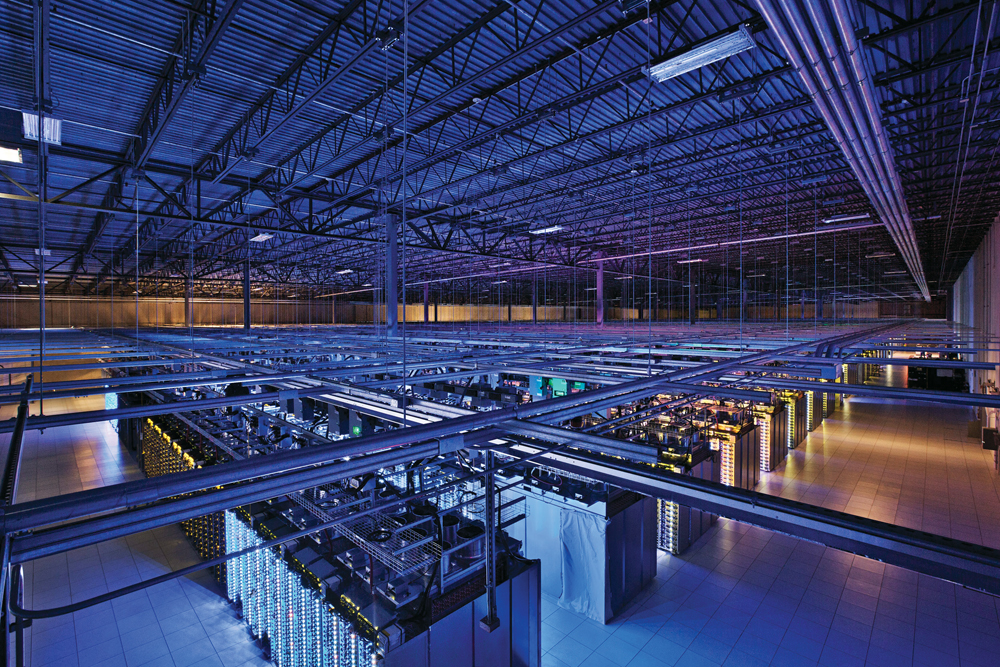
[656,452,719,554]
[754,403,788,472]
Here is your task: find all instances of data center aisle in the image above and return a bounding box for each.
[6,397,267,667]
[542,518,1000,667]
[758,364,1000,548]
[542,373,1000,667]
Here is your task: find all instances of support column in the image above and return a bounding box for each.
[688,279,696,324]
[480,449,500,632]
[532,277,538,323]
[185,274,193,331]
[35,0,50,415]
[243,258,250,332]
[386,215,399,336]
[596,261,604,326]
[423,283,429,323]
[331,295,336,325]
[801,289,806,319]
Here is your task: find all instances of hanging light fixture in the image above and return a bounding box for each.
[529,225,563,235]
[645,25,754,83]
[822,213,870,224]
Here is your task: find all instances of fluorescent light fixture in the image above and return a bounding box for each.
[677,258,705,264]
[884,270,907,275]
[801,174,828,185]
[619,0,649,15]
[616,276,633,280]
[336,269,354,275]
[529,225,563,235]
[0,145,22,163]
[717,81,760,102]
[645,25,754,83]
[822,213,870,224]
[913,214,942,221]
[584,287,597,291]
[821,197,844,206]
[865,252,894,259]
[768,140,801,154]
[249,233,273,242]
[492,280,507,285]
[362,282,373,287]
[746,274,765,278]
[22,112,61,144]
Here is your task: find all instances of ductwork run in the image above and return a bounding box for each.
[754,0,930,301]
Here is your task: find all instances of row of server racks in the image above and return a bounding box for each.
[118,393,540,667]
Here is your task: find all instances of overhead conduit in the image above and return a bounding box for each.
[753,0,930,300]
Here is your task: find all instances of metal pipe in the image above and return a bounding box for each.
[480,449,499,632]
[11,442,439,561]
[387,214,398,337]
[754,0,928,298]
[1,378,32,509]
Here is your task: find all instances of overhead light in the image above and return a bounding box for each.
[584,287,597,291]
[913,214,942,221]
[645,25,754,83]
[529,225,563,235]
[616,276,633,280]
[865,252,894,259]
[362,282,373,287]
[0,146,22,163]
[821,197,844,206]
[619,0,649,15]
[822,213,870,224]
[492,280,507,285]
[677,258,705,264]
[250,233,273,242]
[746,274,766,278]
[489,262,512,268]
[717,81,760,102]
[768,140,801,154]
[801,174,828,185]
[336,269,354,275]
[22,112,62,144]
